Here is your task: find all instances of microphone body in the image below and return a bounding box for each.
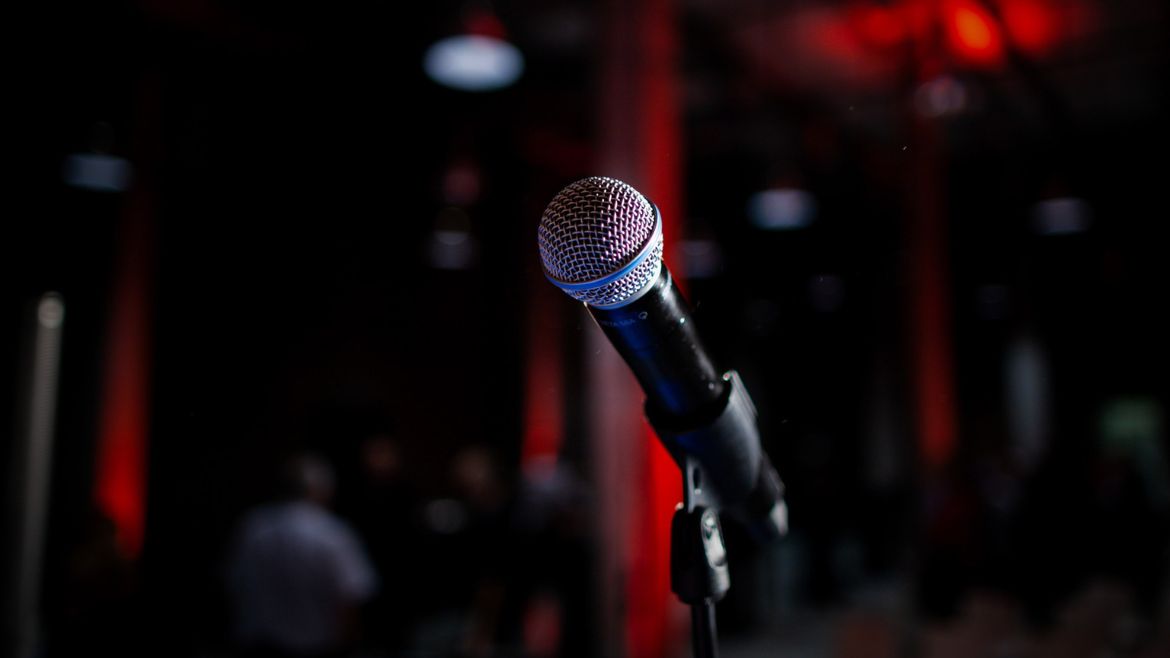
[589,267,724,423]
[538,177,786,539]
[591,268,783,537]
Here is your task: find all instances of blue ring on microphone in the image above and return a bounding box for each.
[545,205,663,292]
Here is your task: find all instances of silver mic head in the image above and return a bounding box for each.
[537,176,664,308]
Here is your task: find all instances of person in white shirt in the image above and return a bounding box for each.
[227,453,378,658]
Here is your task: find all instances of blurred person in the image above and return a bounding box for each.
[226,452,378,658]
[412,445,514,658]
[915,454,988,621]
[447,450,598,658]
[452,446,511,658]
[42,506,142,657]
[1092,397,1170,623]
[498,455,595,658]
[345,432,421,655]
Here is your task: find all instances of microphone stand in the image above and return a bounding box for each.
[658,370,787,658]
[671,455,728,658]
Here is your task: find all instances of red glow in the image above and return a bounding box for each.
[851,5,907,48]
[464,9,507,39]
[521,281,564,468]
[947,2,1004,65]
[907,110,958,470]
[626,1,686,653]
[94,190,153,558]
[1002,0,1056,54]
[913,268,959,468]
[956,8,992,49]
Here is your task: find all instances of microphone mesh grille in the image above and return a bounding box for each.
[538,177,663,307]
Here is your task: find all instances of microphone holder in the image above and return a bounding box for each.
[656,370,786,658]
[671,455,729,658]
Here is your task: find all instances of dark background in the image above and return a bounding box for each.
[4,1,1169,657]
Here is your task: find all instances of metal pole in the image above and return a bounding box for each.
[9,292,66,658]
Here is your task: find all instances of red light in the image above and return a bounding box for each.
[1003,0,1056,54]
[463,9,507,39]
[95,196,153,559]
[946,1,1004,66]
[520,292,563,468]
[956,8,992,49]
[850,5,907,49]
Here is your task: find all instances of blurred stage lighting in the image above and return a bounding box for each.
[808,274,845,313]
[424,34,524,92]
[976,284,1011,321]
[428,207,478,270]
[947,1,1004,66]
[424,498,468,534]
[428,228,478,269]
[1031,196,1092,235]
[677,239,724,280]
[914,75,969,118]
[62,153,132,192]
[747,188,816,230]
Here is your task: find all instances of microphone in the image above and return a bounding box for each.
[538,176,786,539]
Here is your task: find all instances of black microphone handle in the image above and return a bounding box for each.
[588,267,726,425]
[587,266,787,539]
[655,370,787,540]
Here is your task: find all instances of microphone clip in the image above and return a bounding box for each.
[652,371,788,541]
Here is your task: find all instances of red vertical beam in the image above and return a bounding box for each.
[631,1,685,657]
[93,185,153,557]
[597,0,685,656]
[907,2,958,470]
[641,0,684,262]
[93,74,160,558]
[521,276,565,468]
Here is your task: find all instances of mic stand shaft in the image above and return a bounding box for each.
[691,600,718,658]
[671,455,729,658]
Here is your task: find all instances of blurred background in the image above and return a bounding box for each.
[3,1,1169,657]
